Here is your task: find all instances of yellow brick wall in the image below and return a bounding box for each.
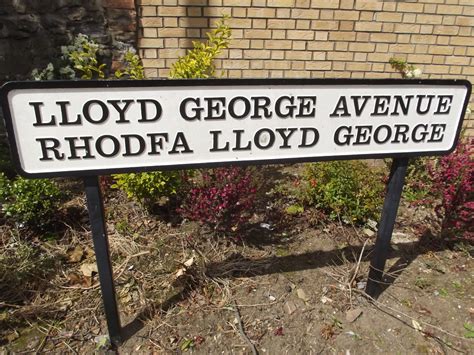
[137,0,474,134]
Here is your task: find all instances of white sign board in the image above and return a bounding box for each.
[1,79,470,177]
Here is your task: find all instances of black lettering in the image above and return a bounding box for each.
[299,127,319,148]
[275,96,296,118]
[251,96,272,119]
[334,126,352,146]
[296,96,317,118]
[232,130,251,151]
[137,99,162,122]
[83,100,109,124]
[180,97,202,121]
[416,95,435,115]
[392,124,410,143]
[57,101,81,125]
[276,128,297,149]
[391,95,413,116]
[65,136,95,160]
[205,97,226,120]
[122,134,146,156]
[373,125,392,144]
[209,130,229,152]
[147,133,169,155]
[330,96,350,117]
[228,96,251,119]
[108,99,134,123]
[354,125,372,145]
[254,128,275,149]
[371,96,391,116]
[351,96,371,116]
[96,135,120,157]
[169,132,193,154]
[31,102,55,126]
[412,124,429,143]
[434,95,453,114]
[428,123,446,142]
[36,138,64,160]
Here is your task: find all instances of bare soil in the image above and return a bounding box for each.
[1,164,473,354]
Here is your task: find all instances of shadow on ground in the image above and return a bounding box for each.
[121,230,470,342]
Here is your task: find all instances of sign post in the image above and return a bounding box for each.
[1,78,470,345]
[83,176,122,344]
[366,157,409,297]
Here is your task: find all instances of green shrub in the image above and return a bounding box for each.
[115,49,145,80]
[397,157,434,204]
[0,174,62,227]
[112,171,186,209]
[169,17,231,79]
[302,161,385,224]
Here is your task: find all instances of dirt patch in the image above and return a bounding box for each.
[1,165,473,354]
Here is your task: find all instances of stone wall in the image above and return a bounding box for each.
[137,0,473,134]
[0,0,137,81]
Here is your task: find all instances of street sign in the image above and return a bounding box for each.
[1,78,471,347]
[1,79,470,178]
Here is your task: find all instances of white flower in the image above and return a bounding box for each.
[412,68,422,78]
[404,70,413,78]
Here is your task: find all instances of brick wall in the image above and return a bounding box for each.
[0,0,137,80]
[138,0,473,133]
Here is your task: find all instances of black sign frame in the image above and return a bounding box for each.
[1,78,471,178]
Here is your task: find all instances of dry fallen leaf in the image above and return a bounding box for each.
[412,319,423,332]
[184,257,194,268]
[80,263,98,277]
[68,245,84,263]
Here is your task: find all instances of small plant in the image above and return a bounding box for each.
[115,49,145,80]
[170,17,257,236]
[285,204,304,215]
[68,35,106,79]
[112,171,186,210]
[170,17,231,79]
[302,161,385,224]
[31,33,106,80]
[179,166,258,234]
[0,173,62,228]
[0,238,57,303]
[389,57,422,79]
[399,157,434,204]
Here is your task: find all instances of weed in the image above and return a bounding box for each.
[414,277,431,290]
[285,204,304,215]
[302,161,385,224]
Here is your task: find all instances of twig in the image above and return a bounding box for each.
[348,239,369,306]
[232,300,258,355]
[35,323,53,354]
[358,289,472,344]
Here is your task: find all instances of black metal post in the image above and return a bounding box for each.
[366,157,409,298]
[83,176,122,345]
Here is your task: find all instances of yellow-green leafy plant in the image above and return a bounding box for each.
[169,17,231,79]
[115,49,145,80]
[113,17,231,211]
[31,33,105,80]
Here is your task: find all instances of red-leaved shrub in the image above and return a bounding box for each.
[178,166,258,235]
[429,137,473,240]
